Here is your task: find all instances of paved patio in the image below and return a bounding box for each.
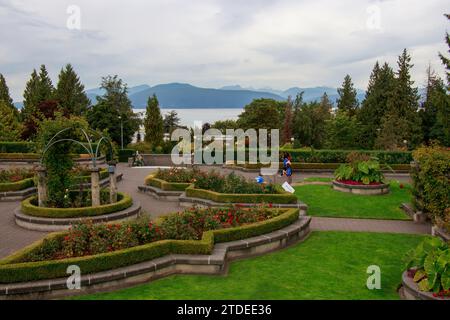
[0,163,425,259]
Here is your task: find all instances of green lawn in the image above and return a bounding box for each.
[294,181,411,220]
[73,231,426,300]
[302,177,333,183]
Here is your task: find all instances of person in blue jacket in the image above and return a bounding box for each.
[282,152,293,184]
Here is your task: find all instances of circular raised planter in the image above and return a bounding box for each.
[332,180,390,195]
[400,271,450,300]
[15,193,140,231]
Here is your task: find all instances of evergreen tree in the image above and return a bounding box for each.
[0,74,15,110]
[144,94,164,146]
[336,74,359,117]
[281,96,293,144]
[0,100,22,141]
[21,66,56,140]
[419,66,450,146]
[55,64,90,116]
[377,49,422,149]
[438,13,450,86]
[87,76,140,146]
[36,64,54,102]
[22,69,40,119]
[319,92,333,117]
[358,62,395,148]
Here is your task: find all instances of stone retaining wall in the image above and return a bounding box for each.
[332,180,390,195]
[400,271,449,300]
[138,185,184,201]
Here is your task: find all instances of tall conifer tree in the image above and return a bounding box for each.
[144,94,164,146]
[55,64,90,116]
[336,74,359,117]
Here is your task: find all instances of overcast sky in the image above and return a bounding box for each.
[0,0,448,101]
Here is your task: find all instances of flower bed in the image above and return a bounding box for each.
[20,192,133,218]
[0,168,35,192]
[332,154,390,195]
[145,167,199,192]
[185,185,298,204]
[0,207,300,283]
[181,171,298,205]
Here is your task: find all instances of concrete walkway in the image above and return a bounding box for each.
[0,163,425,259]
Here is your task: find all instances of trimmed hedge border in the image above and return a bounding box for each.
[145,174,191,192]
[185,185,298,204]
[225,162,411,172]
[21,192,133,219]
[0,208,301,284]
[0,142,35,153]
[0,178,35,192]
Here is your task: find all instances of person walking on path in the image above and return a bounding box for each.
[282,152,293,185]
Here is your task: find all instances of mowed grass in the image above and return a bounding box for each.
[302,177,333,183]
[294,181,411,220]
[73,231,426,300]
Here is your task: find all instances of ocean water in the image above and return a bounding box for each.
[133,108,243,127]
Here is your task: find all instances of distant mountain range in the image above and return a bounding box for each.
[17,82,427,110]
[85,83,285,109]
[84,83,367,109]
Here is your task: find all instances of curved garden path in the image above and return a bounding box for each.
[0,163,429,259]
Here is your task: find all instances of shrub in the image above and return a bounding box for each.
[411,145,450,228]
[118,149,135,162]
[405,237,450,294]
[127,142,152,154]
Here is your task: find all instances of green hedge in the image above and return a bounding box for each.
[21,192,133,218]
[118,149,135,162]
[0,142,35,153]
[145,174,192,191]
[0,142,99,155]
[0,153,40,160]
[0,178,35,192]
[220,149,412,164]
[236,162,410,171]
[281,149,412,164]
[185,185,298,204]
[0,208,299,283]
